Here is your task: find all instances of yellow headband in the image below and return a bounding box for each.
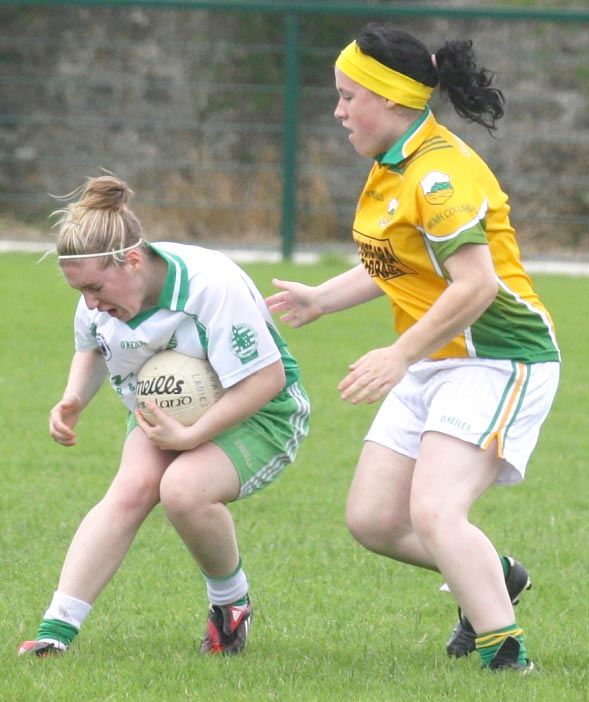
[335,40,433,111]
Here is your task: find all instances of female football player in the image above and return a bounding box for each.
[266,24,560,672]
[19,173,310,657]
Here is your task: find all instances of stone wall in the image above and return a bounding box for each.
[0,5,587,255]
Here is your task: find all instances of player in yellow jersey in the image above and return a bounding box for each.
[267,23,560,672]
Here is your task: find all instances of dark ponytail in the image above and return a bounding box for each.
[356,24,505,134]
[434,39,504,133]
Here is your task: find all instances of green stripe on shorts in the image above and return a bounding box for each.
[212,381,310,499]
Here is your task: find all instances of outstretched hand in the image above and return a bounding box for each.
[265,278,322,328]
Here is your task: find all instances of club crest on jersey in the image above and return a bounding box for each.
[166,334,178,350]
[420,171,454,205]
[387,198,399,215]
[96,332,112,360]
[230,324,259,364]
[380,197,400,226]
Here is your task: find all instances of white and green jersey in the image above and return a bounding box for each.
[73,242,300,411]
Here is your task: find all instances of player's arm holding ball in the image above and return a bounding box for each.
[136,258,291,452]
[135,359,285,452]
[50,349,107,446]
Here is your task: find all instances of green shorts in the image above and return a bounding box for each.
[215,380,310,498]
[128,380,310,499]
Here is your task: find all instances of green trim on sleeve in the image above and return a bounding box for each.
[425,220,488,265]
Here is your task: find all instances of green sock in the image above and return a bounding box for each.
[230,596,249,607]
[476,624,527,666]
[500,555,510,578]
[37,618,79,647]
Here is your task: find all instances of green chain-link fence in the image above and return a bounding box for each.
[1,1,588,257]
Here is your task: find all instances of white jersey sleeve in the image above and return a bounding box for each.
[73,297,100,352]
[175,252,281,388]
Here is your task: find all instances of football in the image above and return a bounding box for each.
[136,350,224,426]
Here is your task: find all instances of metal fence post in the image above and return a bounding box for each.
[281,10,299,260]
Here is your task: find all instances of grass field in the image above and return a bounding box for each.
[1,252,588,702]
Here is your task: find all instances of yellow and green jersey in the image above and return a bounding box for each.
[352,107,560,363]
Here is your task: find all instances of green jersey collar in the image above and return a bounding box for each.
[376,106,435,166]
[124,244,190,328]
[151,244,190,311]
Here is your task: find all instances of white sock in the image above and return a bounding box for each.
[43,590,92,630]
[205,565,249,606]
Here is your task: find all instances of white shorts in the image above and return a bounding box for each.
[365,358,560,486]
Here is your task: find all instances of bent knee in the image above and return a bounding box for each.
[159,468,208,518]
[105,475,161,515]
[346,501,369,540]
[410,495,462,546]
[346,501,403,551]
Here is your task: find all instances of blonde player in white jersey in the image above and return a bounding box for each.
[267,24,560,672]
[18,173,310,657]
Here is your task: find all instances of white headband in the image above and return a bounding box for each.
[58,239,143,260]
